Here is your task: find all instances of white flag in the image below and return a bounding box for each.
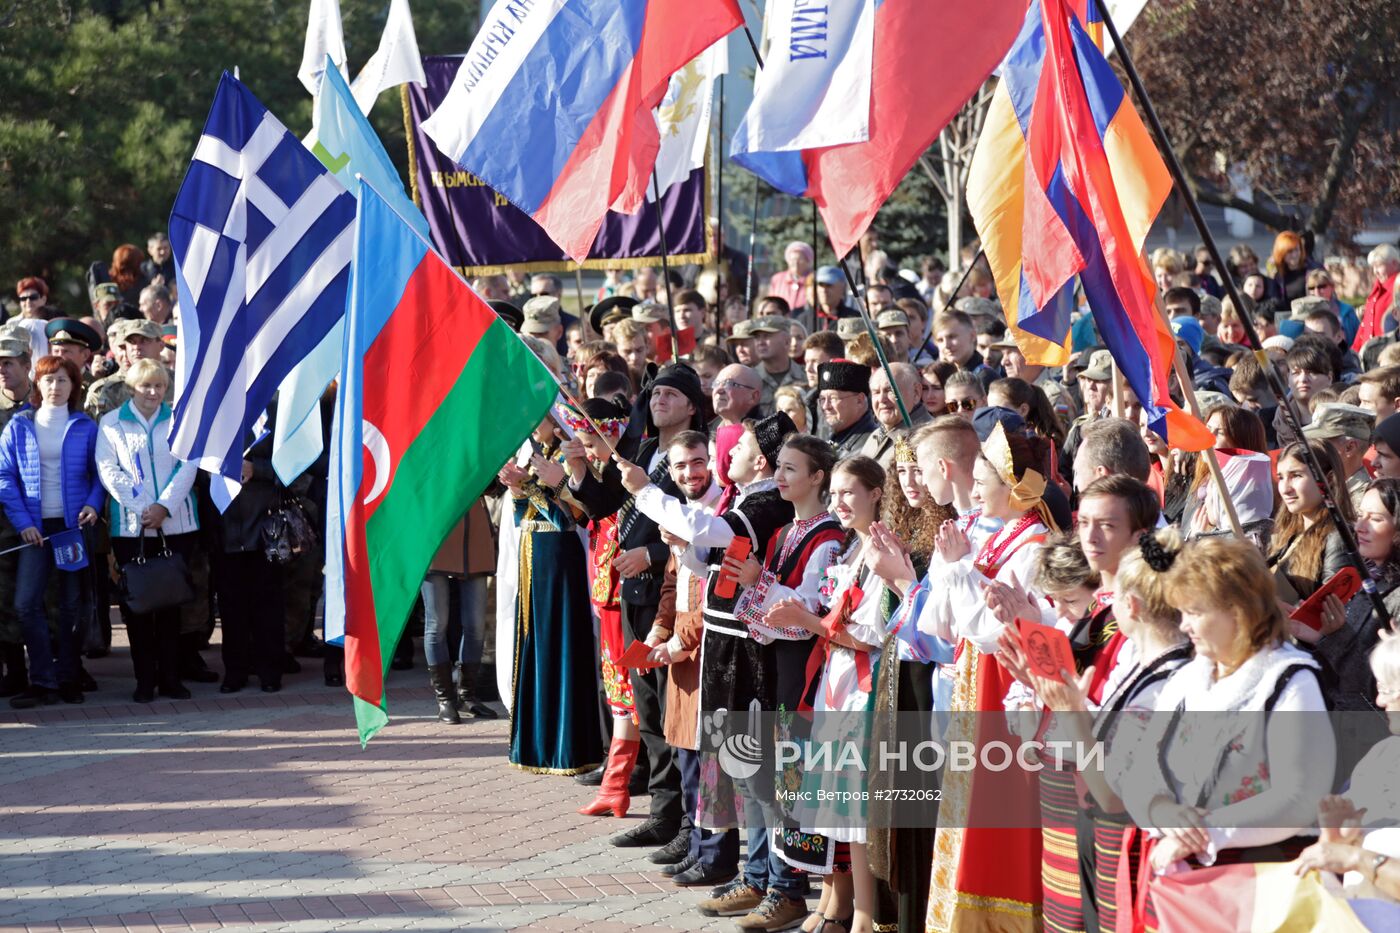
[350,0,427,115]
[648,39,728,200]
[732,0,874,157]
[298,0,348,97]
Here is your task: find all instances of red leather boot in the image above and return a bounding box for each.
[578,736,640,817]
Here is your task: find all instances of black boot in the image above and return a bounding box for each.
[428,664,460,724]
[0,644,27,698]
[456,662,498,719]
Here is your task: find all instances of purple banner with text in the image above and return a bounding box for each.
[405,56,711,276]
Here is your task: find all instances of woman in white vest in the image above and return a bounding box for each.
[1123,536,1335,888]
[94,358,198,703]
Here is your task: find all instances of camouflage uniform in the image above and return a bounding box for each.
[84,372,133,423]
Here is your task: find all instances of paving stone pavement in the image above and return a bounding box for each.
[0,635,751,933]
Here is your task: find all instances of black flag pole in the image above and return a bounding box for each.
[651,173,681,363]
[737,13,910,426]
[745,179,760,309]
[810,201,820,324]
[1098,2,1389,628]
[839,257,912,429]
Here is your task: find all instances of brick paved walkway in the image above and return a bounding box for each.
[0,634,746,933]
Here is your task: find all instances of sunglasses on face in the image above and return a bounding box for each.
[18,294,41,302]
[945,398,979,413]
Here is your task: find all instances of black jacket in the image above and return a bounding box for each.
[570,436,680,607]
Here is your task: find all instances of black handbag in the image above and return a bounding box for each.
[259,495,318,565]
[121,530,194,614]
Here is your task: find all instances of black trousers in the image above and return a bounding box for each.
[215,550,286,687]
[621,598,680,823]
[113,533,195,691]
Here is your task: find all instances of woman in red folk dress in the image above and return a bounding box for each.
[566,396,643,818]
[899,422,1061,933]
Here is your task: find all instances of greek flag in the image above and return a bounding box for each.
[169,72,355,481]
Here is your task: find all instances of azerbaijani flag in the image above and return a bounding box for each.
[731,0,1023,260]
[420,0,744,262]
[327,181,556,744]
[967,0,1212,450]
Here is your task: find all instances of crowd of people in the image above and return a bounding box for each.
[7,228,1400,932]
[474,231,1400,933]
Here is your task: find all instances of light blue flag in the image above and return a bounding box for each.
[271,56,431,484]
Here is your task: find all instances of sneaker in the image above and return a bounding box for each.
[736,891,808,932]
[697,879,763,918]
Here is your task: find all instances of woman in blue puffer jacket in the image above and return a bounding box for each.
[0,356,105,708]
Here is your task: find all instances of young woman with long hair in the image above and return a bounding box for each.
[1269,439,1354,604]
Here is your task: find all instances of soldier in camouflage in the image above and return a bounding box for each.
[85,319,165,422]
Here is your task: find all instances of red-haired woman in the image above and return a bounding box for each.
[0,357,104,708]
[88,244,151,308]
[12,277,52,358]
[1270,231,1321,303]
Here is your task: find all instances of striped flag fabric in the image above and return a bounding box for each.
[270,57,431,484]
[419,0,744,262]
[326,181,557,744]
[1145,862,1380,931]
[728,0,1023,259]
[168,72,355,481]
[967,0,1212,450]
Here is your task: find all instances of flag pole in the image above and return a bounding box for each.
[574,266,587,325]
[736,11,909,427]
[838,257,912,428]
[1154,298,1246,538]
[810,200,820,324]
[940,248,985,314]
[1098,1,1388,627]
[650,172,682,362]
[716,74,728,308]
[745,179,760,310]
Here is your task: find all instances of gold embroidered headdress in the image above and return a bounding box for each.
[982,421,1056,530]
[893,434,917,464]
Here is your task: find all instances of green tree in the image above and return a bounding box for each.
[0,0,477,308]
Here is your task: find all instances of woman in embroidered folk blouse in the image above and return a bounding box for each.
[764,455,890,933]
[725,433,846,930]
[1125,536,1334,884]
[874,422,1058,933]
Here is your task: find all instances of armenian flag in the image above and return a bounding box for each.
[968,0,1212,449]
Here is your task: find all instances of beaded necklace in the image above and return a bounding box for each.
[972,511,1042,577]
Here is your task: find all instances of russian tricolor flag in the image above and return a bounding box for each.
[730,0,1024,259]
[968,0,1213,450]
[421,0,743,262]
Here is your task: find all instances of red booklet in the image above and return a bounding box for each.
[616,641,664,670]
[1289,567,1362,630]
[1015,617,1076,684]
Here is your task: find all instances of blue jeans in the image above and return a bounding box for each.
[742,793,802,896]
[17,519,85,690]
[420,573,486,667]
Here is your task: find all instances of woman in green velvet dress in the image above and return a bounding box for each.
[498,424,604,775]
